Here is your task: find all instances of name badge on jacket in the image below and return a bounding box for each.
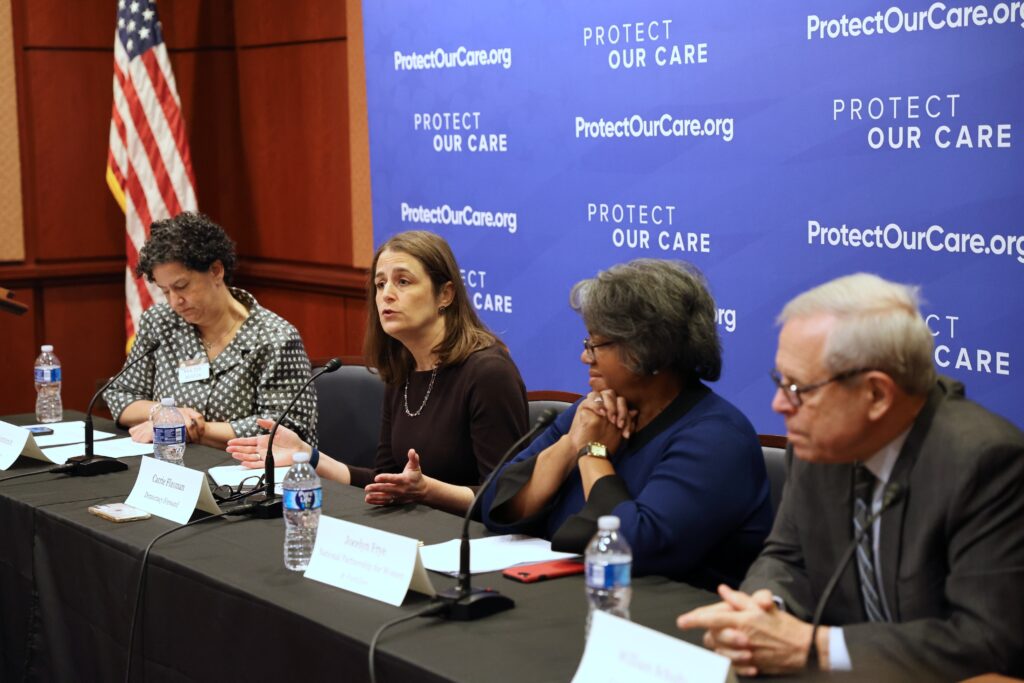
[178,358,210,384]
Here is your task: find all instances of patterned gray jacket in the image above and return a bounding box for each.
[103,288,318,444]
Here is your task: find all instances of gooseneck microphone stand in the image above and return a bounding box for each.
[437,408,558,621]
[59,341,161,477]
[245,358,342,518]
[806,482,907,668]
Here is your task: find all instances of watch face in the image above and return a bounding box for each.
[578,442,608,459]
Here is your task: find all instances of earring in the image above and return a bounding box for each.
[438,305,447,314]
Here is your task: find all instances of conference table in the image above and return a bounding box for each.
[0,412,862,682]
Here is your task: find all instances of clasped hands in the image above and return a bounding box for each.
[569,388,638,454]
[129,405,206,444]
[676,584,825,677]
[226,418,427,507]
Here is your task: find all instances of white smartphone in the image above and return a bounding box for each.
[88,503,152,523]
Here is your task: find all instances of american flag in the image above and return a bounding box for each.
[106,0,197,347]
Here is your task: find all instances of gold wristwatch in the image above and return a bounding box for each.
[577,442,609,460]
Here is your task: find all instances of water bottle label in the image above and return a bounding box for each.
[586,561,631,590]
[34,367,61,383]
[284,487,322,511]
[153,425,185,445]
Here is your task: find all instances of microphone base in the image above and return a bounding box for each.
[437,586,515,621]
[243,492,283,519]
[60,455,129,477]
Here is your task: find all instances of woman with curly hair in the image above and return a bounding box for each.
[103,212,316,450]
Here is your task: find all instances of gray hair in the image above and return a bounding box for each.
[570,259,721,381]
[779,273,936,395]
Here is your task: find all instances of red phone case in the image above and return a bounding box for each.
[503,558,584,583]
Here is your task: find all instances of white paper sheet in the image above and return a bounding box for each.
[27,421,116,448]
[36,444,82,465]
[93,437,153,457]
[38,438,151,465]
[420,534,577,575]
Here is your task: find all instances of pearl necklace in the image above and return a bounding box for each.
[403,366,438,417]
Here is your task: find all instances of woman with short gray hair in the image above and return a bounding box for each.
[481,259,772,587]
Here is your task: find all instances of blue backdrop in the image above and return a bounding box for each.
[362,1,1024,434]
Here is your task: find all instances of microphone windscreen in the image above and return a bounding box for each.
[322,358,343,372]
[535,408,558,429]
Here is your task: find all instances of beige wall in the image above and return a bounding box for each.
[0,0,25,262]
[347,0,373,268]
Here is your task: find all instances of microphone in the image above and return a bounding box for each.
[246,358,343,518]
[57,341,161,477]
[437,408,559,621]
[806,482,907,668]
[0,286,28,315]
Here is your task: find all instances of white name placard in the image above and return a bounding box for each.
[0,420,125,470]
[124,457,222,524]
[304,516,436,606]
[572,611,729,683]
[0,421,46,470]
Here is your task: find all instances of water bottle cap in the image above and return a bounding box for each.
[41,344,53,352]
[597,515,620,531]
[292,451,311,464]
[160,397,175,406]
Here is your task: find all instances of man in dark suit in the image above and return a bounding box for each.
[677,273,1024,680]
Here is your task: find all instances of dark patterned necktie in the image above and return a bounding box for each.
[853,464,890,622]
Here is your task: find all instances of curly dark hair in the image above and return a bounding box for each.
[136,212,237,284]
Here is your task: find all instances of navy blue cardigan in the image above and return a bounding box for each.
[481,384,772,589]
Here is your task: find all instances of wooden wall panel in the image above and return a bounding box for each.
[235,41,352,266]
[20,0,112,48]
[159,1,237,49]
[169,50,253,232]
[243,284,353,360]
[0,288,40,415]
[343,295,369,356]
[234,0,345,45]
[22,50,123,261]
[20,0,236,49]
[39,282,124,414]
[2,0,372,416]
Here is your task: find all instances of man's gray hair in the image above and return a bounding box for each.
[779,273,936,395]
[570,259,721,381]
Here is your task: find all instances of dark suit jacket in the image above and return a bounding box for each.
[742,378,1024,681]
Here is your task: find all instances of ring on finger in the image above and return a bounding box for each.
[593,396,604,404]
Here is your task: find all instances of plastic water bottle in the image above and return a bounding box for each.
[584,515,632,637]
[151,397,186,466]
[283,451,322,571]
[34,344,63,423]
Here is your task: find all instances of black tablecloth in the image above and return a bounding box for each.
[1,412,732,683]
